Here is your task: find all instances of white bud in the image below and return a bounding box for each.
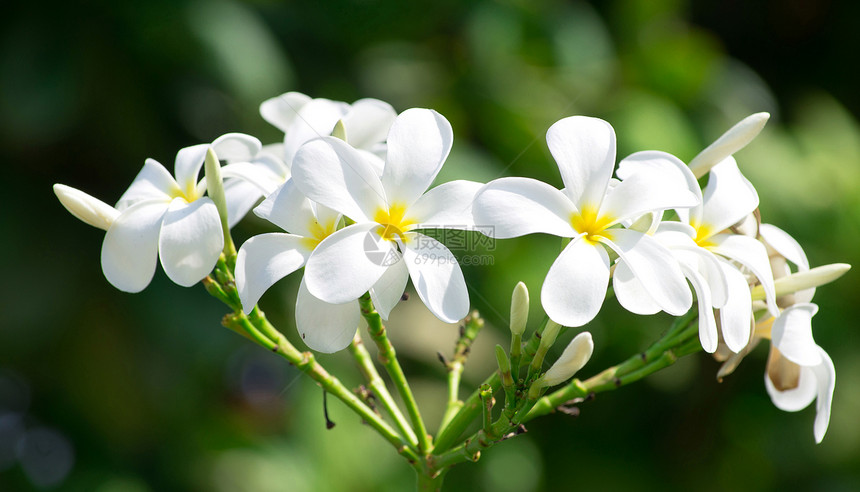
[332,119,348,141]
[540,332,594,387]
[509,281,529,336]
[53,184,119,231]
[689,112,769,178]
[751,263,850,301]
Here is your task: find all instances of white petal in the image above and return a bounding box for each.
[223,179,263,228]
[667,242,729,308]
[382,108,453,207]
[765,363,817,412]
[401,232,469,323]
[158,198,224,287]
[616,150,704,227]
[760,223,810,270]
[541,235,610,327]
[709,233,778,316]
[369,259,409,320]
[221,162,283,196]
[699,157,759,234]
[116,159,179,209]
[600,168,700,224]
[173,144,209,195]
[291,136,386,222]
[546,116,616,210]
[282,98,350,164]
[684,265,719,353]
[296,278,359,353]
[259,92,312,132]
[304,223,392,304]
[235,233,311,313]
[253,179,317,236]
[812,347,835,443]
[771,303,822,366]
[101,200,168,292]
[689,112,770,178]
[542,331,594,386]
[54,184,120,231]
[612,260,662,316]
[410,180,483,229]
[342,98,397,150]
[472,177,577,238]
[716,260,753,353]
[600,229,692,316]
[212,133,263,162]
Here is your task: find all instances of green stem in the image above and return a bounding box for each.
[348,332,419,449]
[359,292,432,454]
[415,468,447,492]
[438,312,483,435]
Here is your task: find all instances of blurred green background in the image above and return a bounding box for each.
[3,0,859,490]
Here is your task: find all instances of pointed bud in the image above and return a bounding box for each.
[510,282,529,336]
[689,112,770,178]
[204,147,234,255]
[529,320,563,379]
[332,119,348,141]
[539,332,594,387]
[495,344,514,387]
[751,263,851,301]
[53,184,119,231]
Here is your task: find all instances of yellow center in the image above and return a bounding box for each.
[571,205,614,244]
[693,224,715,248]
[301,216,339,250]
[374,203,415,241]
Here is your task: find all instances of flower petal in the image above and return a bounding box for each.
[612,260,662,316]
[760,224,813,300]
[716,260,753,353]
[410,180,483,229]
[296,278,359,353]
[101,200,168,292]
[282,98,350,164]
[382,108,453,207]
[224,179,263,228]
[254,179,317,236]
[291,136,386,222]
[158,198,224,287]
[401,232,469,323]
[472,177,577,239]
[689,112,770,178]
[221,162,283,196]
[304,223,392,304]
[812,347,835,443]
[709,233,778,316]
[771,303,822,366]
[235,233,311,313]
[684,266,719,353]
[173,144,209,195]
[370,255,410,320]
[601,229,692,316]
[212,133,263,162]
[342,98,397,151]
[54,184,120,231]
[546,116,616,210]
[259,92,312,132]
[765,361,818,412]
[116,159,179,209]
[601,167,700,224]
[699,157,759,234]
[616,150,704,227]
[541,235,610,327]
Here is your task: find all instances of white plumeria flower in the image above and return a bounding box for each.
[763,303,835,443]
[56,134,258,292]
[234,179,366,353]
[473,116,699,327]
[615,155,779,353]
[290,108,481,323]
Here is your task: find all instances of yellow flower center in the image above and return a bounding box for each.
[374,203,415,242]
[301,216,340,250]
[693,224,715,248]
[571,205,614,244]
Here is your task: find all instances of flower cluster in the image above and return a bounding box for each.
[55,92,848,442]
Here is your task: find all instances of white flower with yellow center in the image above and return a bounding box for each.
[473,116,699,327]
[290,108,481,323]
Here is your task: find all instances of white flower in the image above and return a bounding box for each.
[290,108,481,323]
[538,331,594,387]
[473,116,699,327]
[53,184,119,231]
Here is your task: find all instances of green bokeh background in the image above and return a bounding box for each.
[3,0,859,490]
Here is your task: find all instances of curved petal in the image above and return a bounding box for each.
[472,178,577,239]
[682,265,719,353]
[401,232,469,323]
[283,98,350,164]
[601,169,700,225]
[699,157,759,234]
[235,233,311,313]
[224,179,263,228]
[173,144,209,195]
[222,162,283,196]
[116,159,178,209]
[546,116,616,211]
[382,108,453,207]
[259,92,312,132]
[54,184,120,231]
[616,150,704,226]
[291,136,386,222]
[709,233,778,316]
[600,229,692,316]
[765,361,818,412]
[410,180,483,229]
[689,112,770,178]
[716,260,753,353]
[304,223,392,304]
[296,278,359,353]
[760,224,813,300]
[667,242,729,308]
[812,347,835,443]
[369,258,409,320]
[212,133,262,162]
[342,98,397,150]
[158,198,224,287]
[771,303,822,366]
[253,179,317,236]
[612,260,662,316]
[541,235,610,327]
[101,200,168,292]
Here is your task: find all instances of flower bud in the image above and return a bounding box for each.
[53,184,119,231]
[332,119,348,141]
[509,281,529,336]
[688,112,769,178]
[751,263,850,301]
[540,332,594,387]
[204,147,231,241]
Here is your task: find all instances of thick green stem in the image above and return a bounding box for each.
[359,293,432,454]
[415,468,447,492]
[438,312,483,434]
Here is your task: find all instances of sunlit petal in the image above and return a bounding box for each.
[254,179,317,236]
[710,233,778,316]
[212,133,262,162]
[765,363,817,412]
[410,180,483,229]
[342,98,397,150]
[616,150,704,227]
[283,98,350,164]
[689,112,769,178]
[601,169,699,224]
[53,184,120,231]
[716,260,753,353]
[472,177,576,238]
[235,233,311,313]
[541,235,610,327]
[259,92,312,132]
[812,347,835,443]
[612,260,661,316]
[771,303,822,366]
[101,200,168,292]
[224,179,263,228]
[173,144,209,195]
[699,157,759,234]
[116,159,179,209]
[296,278,359,354]
[401,232,469,323]
[546,116,615,210]
[369,259,409,320]
[158,198,224,287]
